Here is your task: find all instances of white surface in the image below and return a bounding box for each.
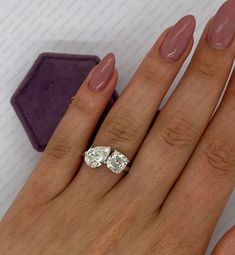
[0,0,234,253]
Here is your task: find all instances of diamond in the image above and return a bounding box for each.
[84,146,111,168]
[105,150,129,174]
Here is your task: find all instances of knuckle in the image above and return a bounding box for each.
[139,57,164,85]
[203,137,235,177]
[45,138,72,161]
[150,226,186,254]
[102,113,138,146]
[192,57,218,81]
[159,113,195,151]
[70,95,94,116]
[88,205,138,253]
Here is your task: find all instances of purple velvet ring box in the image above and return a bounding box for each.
[11,53,118,152]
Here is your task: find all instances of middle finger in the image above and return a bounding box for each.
[69,15,195,198]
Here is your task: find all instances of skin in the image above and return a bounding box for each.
[0,10,235,255]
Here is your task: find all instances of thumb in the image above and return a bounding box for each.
[211,226,235,255]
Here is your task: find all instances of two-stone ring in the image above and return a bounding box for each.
[84,146,130,174]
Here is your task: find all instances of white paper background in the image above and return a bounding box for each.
[0,0,234,253]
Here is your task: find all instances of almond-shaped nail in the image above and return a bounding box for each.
[89,53,115,92]
[207,0,235,49]
[160,15,196,62]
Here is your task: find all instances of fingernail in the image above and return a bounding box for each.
[160,15,196,62]
[207,0,235,49]
[89,53,115,92]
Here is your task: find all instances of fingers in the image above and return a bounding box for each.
[158,68,235,254]
[69,15,195,198]
[20,53,118,205]
[119,0,235,211]
[212,226,235,255]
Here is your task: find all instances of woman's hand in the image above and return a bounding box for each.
[0,0,235,254]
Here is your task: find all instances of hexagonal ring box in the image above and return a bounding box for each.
[11,53,118,152]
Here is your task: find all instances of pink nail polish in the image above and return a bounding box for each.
[207,0,235,49]
[89,53,115,92]
[160,15,196,62]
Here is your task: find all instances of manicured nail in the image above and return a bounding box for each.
[160,15,196,62]
[207,0,235,49]
[89,53,115,92]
